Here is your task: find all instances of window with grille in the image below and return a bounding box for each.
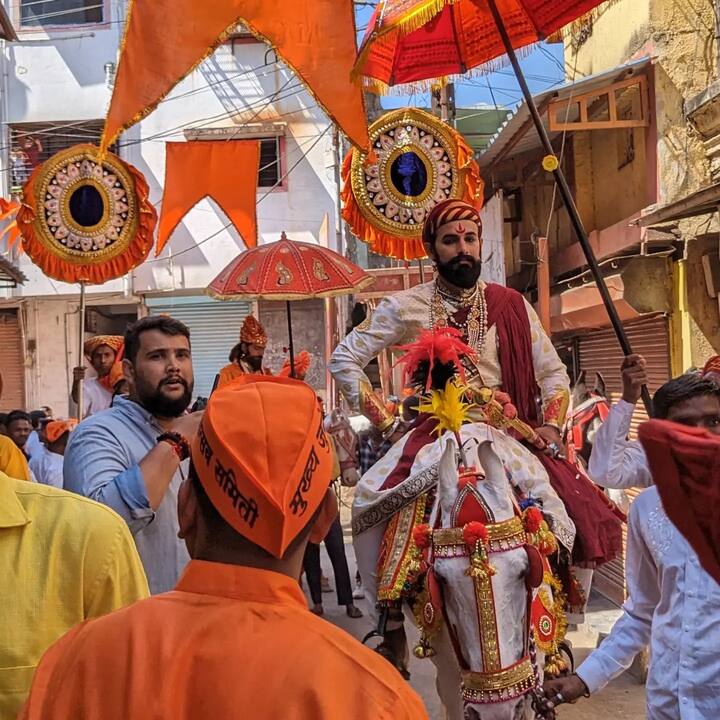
[8,120,112,190]
[19,0,103,28]
[258,137,281,188]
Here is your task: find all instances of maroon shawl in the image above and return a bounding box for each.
[640,420,720,586]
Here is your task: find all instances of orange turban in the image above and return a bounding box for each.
[108,363,126,390]
[422,199,482,245]
[83,335,124,359]
[191,375,333,558]
[45,419,78,444]
[239,315,267,348]
[278,350,312,379]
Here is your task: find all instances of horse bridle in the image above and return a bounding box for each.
[426,515,541,706]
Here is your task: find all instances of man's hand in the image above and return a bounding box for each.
[621,354,648,405]
[536,424,563,457]
[170,411,204,442]
[73,366,86,382]
[542,674,589,707]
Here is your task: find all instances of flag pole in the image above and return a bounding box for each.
[485,0,652,415]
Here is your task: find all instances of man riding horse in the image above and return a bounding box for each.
[329,201,622,682]
[330,198,621,565]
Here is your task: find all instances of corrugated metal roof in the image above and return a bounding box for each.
[479,57,653,169]
[0,257,26,287]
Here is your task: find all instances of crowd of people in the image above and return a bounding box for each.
[1,199,719,719]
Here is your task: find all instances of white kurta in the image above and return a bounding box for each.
[577,486,720,718]
[329,280,570,426]
[29,447,64,488]
[82,377,113,417]
[587,399,653,490]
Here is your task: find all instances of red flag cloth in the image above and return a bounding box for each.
[156,141,259,256]
[639,419,720,586]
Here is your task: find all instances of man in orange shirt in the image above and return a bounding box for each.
[21,375,428,720]
[216,314,272,388]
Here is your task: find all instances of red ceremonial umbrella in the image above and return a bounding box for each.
[354,0,651,414]
[206,233,373,375]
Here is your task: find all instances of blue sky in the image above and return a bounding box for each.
[354,4,568,112]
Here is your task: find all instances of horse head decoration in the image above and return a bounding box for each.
[413,435,552,720]
[324,407,360,487]
[564,370,610,469]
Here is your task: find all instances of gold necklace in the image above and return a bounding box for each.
[431,279,488,351]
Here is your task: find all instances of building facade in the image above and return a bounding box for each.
[480,0,720,603]
[0,0,340,412]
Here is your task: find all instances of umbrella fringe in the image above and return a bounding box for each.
[390,0,450,37]
[357,43,537,97]
[546,0,623,42]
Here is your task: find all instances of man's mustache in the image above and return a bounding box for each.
[159,376,189,390]
[447,254,480,267]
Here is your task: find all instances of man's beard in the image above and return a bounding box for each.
[136,376,193,418]
[436,254,483,289]
[244,355,263,371]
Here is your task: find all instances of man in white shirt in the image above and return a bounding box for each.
[30,419,77,488]
[543,362,720,718]
[71,336,124,417]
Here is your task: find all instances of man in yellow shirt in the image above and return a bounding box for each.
[0,471,148,718]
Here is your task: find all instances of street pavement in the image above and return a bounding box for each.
[306,501,647,719]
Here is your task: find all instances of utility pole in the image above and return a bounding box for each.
[433,82,456,127]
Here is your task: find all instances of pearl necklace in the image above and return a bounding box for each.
[430,277,488,352]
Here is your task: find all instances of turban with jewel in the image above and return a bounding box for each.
[422,199,482,246]
[240,315,267,348]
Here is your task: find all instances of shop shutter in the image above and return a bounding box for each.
[577,314,670,605]
[0,310,25,411]
[145,296,252,400]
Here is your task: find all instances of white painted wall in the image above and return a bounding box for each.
[1,0,339,302]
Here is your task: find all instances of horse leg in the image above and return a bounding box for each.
[354,523,410,677]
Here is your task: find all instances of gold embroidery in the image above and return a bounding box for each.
[313,259,330,281]
[461,657,535,700]
[276,261,293,286]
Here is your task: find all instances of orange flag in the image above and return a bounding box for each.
[156,140,259,256]
[102,0,369,153]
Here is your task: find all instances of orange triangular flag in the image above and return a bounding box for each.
[101,0,368,153]
[156,140,259,256]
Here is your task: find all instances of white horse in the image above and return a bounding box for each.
[353,425,574,720]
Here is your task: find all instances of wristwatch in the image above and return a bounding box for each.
[157,431,190,461]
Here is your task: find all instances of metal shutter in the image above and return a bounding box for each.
[145,296,252,400]
[577,314,670,605]
[0,310,25,411]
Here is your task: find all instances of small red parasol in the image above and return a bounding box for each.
[206,233,373,376]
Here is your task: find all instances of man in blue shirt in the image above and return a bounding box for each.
[64,315,202,593]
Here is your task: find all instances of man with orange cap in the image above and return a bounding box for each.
[21,376,428,720]
[216,315,271,388]
[29,419,77,488]
[71,335,124,416]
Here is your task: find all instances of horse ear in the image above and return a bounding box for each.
[476,439,506,493]
[594,371,607,398]
[438,435,459,522]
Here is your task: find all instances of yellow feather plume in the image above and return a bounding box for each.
[417,379,474,436]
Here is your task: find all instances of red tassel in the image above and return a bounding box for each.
[463,521,489,547]
[395,327,476,390]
